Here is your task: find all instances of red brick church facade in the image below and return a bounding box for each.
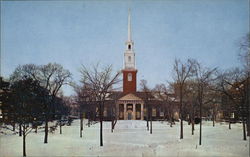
[110,10,179,120]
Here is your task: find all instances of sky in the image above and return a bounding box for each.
[1,0,249,96]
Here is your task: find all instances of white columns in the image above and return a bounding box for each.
[124,104,127,120]
[141,104,144,120]
[133,104,136,120]
[118,101,144,120]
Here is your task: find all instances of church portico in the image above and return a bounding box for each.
[117,95,144,120]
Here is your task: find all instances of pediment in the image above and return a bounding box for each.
[119,93,142,101]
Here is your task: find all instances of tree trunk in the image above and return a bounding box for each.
[243,119,247,140]
[242,104,247,140]
[180,118,183,139]
[188,114,191,125]
[213,109,215,127]
[22,125,26,157]
[112,121,115,132]
[199,114,202,145]
[80,117,83,138]
[44,119,48,143]
[100,103,103,146]
[199,93,202,145]
[240,98,247,140]
[192,104,194,135]
[167,106,172,127]
[147,104,149,131]
[192,119,194,135]
[150,107,152,134]
[229,107,231,129]
[111,119,114,133]
[88,112,90,127]
[19,123,22,136]
[247,98,250,136]
[111,107,114,133]
[180,86,183,139]
[100,119,103,146]
[247,117,250,136]
[112,119,117,132]
[170,112,173,127]
[246,72,250,136]
[12,123,15,131]
[60,124,62,134]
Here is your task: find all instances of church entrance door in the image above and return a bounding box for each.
[128,111,132,120]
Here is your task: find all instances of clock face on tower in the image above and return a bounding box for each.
[128,73,132,81]
[123,70,137,93]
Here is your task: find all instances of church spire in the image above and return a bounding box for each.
[122,8,137,94]
[125,8,134,51]
[128,8,132,42]
[124,9,135,70]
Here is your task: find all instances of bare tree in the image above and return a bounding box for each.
[216,68,248,140]
[206,89,221,128]
[215,71,236,129]
[172,59,195,139]
[80,111,84,138]
[74,84,93,137]
[191,89,196,135]
[56,96,71,135]
[239,33,250,136]
[140,79,152,133]
[154,83,175,127]
[180,80,197,135]
[10,63,72,143]
[193,61,217,145]
[111,92,121,133]
[10,64,41,81]
[80,64,120,146]
[39,63,72,143]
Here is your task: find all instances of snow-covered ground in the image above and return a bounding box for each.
[0,120,249,157]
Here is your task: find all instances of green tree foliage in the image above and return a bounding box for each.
[9,63,72,143]
[1,77,50,156]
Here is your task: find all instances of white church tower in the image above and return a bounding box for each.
[123,9,137,94]
[124,9,136,70]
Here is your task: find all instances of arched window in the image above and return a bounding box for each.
[128,44,131,50]
[128,73,132,81]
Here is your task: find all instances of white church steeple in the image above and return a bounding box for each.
[124,9,136,70]
[128,8,132,42]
